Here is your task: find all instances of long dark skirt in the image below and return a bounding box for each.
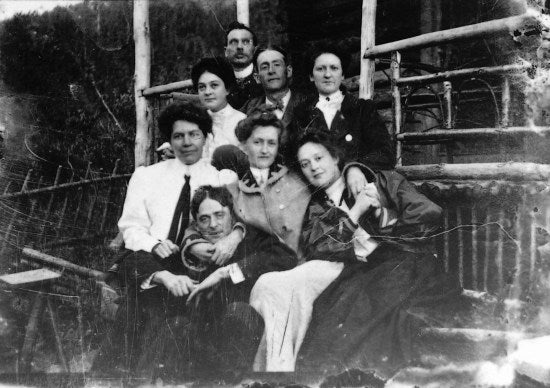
[296,244,463,378]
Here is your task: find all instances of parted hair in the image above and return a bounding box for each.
[234,105,284,143]
[191,57,236,91]
[305,42,351,76]
[294,130,347,171]
[157,102,212,141]
[225,21,258,46]
[253,45,290,69]
[191,185,235,220]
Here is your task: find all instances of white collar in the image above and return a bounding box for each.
[250,166,269,186]
[234,63,254,79]
[208,104,232,117]
[171,157,209,176]
[325,176,346,206]
[318,90,344,104]
[265,89,291,108]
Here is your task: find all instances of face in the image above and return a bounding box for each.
[170,120,205,165]
[297,142,341,189]
[309,53,344,96]
[256,49,292,93]
[242,125,279,169]
[225,29,255,69]
[196,198,233,244]
[197,71,228,112]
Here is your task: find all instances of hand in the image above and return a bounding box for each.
[152,239,179,258]
[345,167,368,199]
[186,267,230,306]
[153,270,197,297]
[211,230,242,265]
[189,242,215,262]
[349,183,381,223]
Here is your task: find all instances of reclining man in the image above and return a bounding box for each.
[94,102,296,381]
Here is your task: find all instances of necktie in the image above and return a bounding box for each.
[167,175,191,246]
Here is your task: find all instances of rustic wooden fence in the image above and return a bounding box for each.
[0,161,131,272]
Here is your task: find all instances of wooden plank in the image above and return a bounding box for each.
[396,162,550,181]
[142,79,193,97]
[22,248,107,281]
[0,268,60,286]
[364,13,538,59]
[396,126,550,142]
[395,63,531,85]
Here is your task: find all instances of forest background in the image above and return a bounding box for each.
[0,0,285,174]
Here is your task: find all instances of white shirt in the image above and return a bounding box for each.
[265,90,291,120]
[325,177,379,261]
[234,63,254,79]
[315,90,344,128]
[118,158,237,252]
[203,104,246,161]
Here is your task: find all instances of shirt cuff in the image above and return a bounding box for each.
[379,207,398,228]
[140,271,159,290]
[227,263,245,284]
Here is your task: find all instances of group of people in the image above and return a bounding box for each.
[94,21,463,382]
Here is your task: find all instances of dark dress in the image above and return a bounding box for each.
[290,93,395,170]
[93,226,297,382]
[295,165,463,378]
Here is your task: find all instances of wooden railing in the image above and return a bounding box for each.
[0,161,130,262]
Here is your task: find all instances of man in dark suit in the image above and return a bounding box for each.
[241,45,306,158]
[225,21,263,109]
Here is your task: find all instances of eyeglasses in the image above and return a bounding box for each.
[227,39,253,48]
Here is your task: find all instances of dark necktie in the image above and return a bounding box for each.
[167,174,191,246]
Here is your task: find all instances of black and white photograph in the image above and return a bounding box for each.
[0,0,549,386]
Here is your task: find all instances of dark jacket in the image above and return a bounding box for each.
[241,90,308,154]
[291,93,395,170]
[300,164,442,264]
[119,225,297,292]
[228,72,264,110]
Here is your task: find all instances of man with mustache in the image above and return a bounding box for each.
[225,21,263,109]
[241,45,307,159]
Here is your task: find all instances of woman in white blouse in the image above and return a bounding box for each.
[190,57,247,162]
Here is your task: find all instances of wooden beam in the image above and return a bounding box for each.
[236,0,250,26]
[142,79,194,96]
[134,0,153,167]
[364,13,538,59]
[22,248,108,281]
[359,0,377,99]
[396,162,550,182]
[396,126,550,142]
[395,63,532,86]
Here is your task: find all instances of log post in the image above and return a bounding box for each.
[501,76,510,127]
[134,0,153,168]
[443,81,454,163]
[391,51,403,166]
[236,0,250,26]
[359,0,377,99]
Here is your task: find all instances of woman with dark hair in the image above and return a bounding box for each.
[190,57,247,162]
[291,43,395,174]
[250,131,458,373]
[289,132,462,377]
